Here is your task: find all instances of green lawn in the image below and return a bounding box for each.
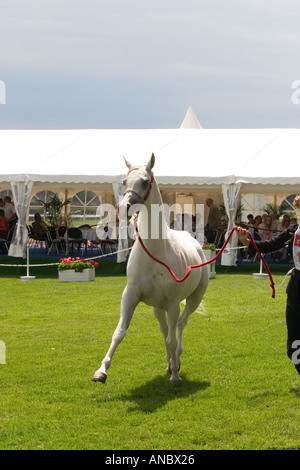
[0,269,299,450]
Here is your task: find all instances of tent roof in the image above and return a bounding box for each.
[0,127,300,187]
[180,105,203,129]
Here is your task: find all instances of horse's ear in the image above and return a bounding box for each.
[123,156,133,170]
[146,153,155,171]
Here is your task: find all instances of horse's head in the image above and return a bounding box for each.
[118,153,155,220]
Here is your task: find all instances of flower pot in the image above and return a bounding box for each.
[203,250,216,279]
[58,269,95,282]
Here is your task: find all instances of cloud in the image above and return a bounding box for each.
[1,0,300,128]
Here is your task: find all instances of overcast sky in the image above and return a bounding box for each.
[1,0,300,129]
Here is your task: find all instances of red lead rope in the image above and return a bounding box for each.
[136,225,275,298]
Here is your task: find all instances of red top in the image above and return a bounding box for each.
[0,216,9,239]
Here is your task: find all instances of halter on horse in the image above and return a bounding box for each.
[92,154,209,383]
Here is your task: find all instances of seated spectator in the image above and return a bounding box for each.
[0,209,9,239]
[269,213,280,234]
[280,214,291,232]
[277,215,292,262]
[258,214,273,241]
[32,213,48,239]
[252,215,262,233]
[0,209,10,253]
[247,214,254,227]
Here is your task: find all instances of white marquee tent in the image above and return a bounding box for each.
[1,110,300,264]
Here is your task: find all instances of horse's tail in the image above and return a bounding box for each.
[195,299,207,316]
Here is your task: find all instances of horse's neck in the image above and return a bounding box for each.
[138,180,169,253]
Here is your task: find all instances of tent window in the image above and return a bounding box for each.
[70,191,100,225]
[280,194,298,215]
[29,190,56,222]
[0,190,13,200]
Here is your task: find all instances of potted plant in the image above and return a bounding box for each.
[58,257,99,282]
[38,193,71,227]
[201,243,216,279]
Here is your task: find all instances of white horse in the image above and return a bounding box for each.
[92,154,209,383]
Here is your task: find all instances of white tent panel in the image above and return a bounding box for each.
[1,127,299,186]
[1,126,300,263]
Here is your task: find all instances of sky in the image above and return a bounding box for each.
[1,0,300,129]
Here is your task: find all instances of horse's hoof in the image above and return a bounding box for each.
[91,371,107,383]
[170,376,182,383]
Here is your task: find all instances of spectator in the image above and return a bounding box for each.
[247,214,254,226]
[252,215,262,233]
[0,209,10,253]
[270,213,281,235]
[258,214,273,241]
[32,213,48,239]
[3,196,17,228]
[0,209,9,239]
[278,215,291,262]
[205,198,222,243]
[280,215,291,231]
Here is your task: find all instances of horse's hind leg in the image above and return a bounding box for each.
[153,307,170,372]
[166,301,181,382]
[177,276,208,366]
[92,286,139,383]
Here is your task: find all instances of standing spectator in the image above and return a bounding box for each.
[205,198,222,243]
[3,196,17,228]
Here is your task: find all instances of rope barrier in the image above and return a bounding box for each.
[0,247,132,268]
[0,230,277,298]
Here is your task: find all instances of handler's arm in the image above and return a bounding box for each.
[237,226,294,256]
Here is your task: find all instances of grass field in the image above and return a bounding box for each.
[0,267,299,450]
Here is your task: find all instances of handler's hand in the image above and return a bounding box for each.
[236,227,250,246]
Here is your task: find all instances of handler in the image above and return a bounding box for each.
[237,195,300,376]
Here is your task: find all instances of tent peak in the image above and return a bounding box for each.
[180,106,202,129]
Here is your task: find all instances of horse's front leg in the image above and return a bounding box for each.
[92,286,140,383]
[166,300,181,382]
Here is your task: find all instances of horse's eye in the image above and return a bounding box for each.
[142,178,149,187]
[122,178,127,186]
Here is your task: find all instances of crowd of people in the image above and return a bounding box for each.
[244,212,298,262]
[237,195,300,377]
[169,198,226,245]
[0,193,299,258]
